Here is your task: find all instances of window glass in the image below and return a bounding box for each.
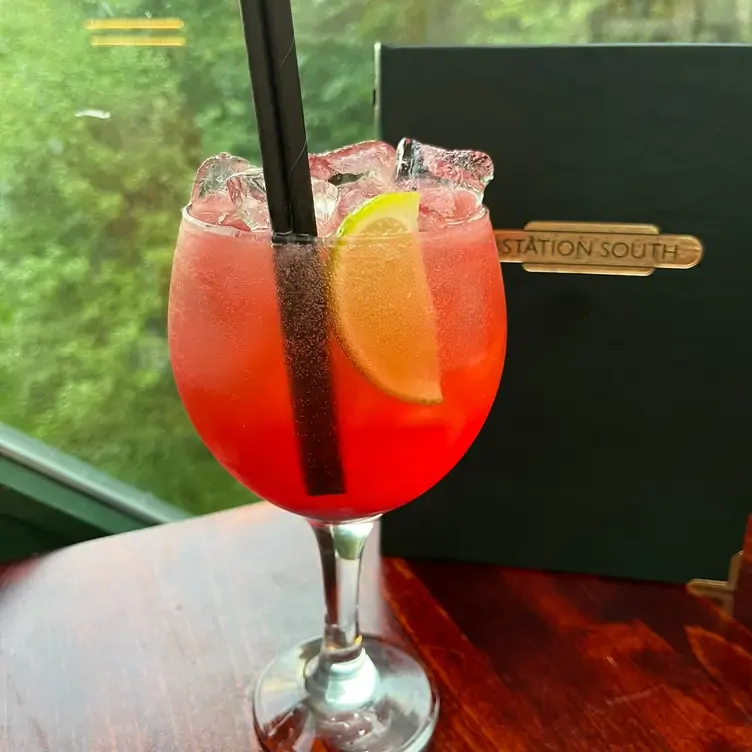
[1,0,748,514]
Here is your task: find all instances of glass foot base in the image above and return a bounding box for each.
[252,634,439,752]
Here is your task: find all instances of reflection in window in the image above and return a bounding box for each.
[1,0,750,514]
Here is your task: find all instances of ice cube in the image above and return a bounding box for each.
[394,138,424,187]
[309,140,396,187]
[418,204,448,231]
[308,141,399,235]
[227,168,339,234]
[224,169,345,236]
[395,138,494,224]
[418,181,482,229]
[311,178,340,235]
[322,177,384,236]
[190,152,252,228]
[226,167,270,231]
[414,180,456,219]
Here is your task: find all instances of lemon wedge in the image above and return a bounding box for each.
[329,192,442,405]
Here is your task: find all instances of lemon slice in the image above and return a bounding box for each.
[329,192,442,405]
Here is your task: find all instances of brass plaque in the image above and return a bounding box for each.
[495,222,703,277]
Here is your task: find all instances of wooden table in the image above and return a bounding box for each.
[737,515,752,634]
[1,504,750,752]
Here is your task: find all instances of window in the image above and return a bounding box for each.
[1,0,748,516]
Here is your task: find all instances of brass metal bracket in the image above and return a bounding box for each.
[687,551,743,616]
[496,221,703,277]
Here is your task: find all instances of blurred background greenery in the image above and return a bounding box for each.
[0,0,749,514]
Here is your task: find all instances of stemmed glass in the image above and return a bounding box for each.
[168,199,506,751]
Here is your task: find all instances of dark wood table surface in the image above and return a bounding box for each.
[1,503,750,752]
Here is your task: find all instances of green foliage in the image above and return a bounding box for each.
[1,0,750,514]
[0,0,239,513]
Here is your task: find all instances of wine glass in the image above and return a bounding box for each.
[168,193,506,751]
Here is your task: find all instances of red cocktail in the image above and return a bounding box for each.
[169,204,505,520]
[168,139,506,752]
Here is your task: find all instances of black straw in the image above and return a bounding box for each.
[237,0,292,233]
[238,0,344,496]
[261,0,318,237]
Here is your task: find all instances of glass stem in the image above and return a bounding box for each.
[305,516,380,711]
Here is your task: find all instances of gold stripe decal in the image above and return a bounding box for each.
[85,18,184,30]
[85,18,186,46]
[89,35,186,47]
